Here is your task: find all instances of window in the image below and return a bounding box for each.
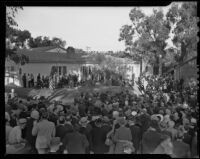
[63,66,66,75]
[59,66,62,75]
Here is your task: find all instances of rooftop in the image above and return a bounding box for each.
[16,46,137,64]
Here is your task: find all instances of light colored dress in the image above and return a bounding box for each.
[32,119,55,149]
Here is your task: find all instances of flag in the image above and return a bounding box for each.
[49,77,55,90]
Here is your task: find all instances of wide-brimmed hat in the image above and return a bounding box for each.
[151,114,163,122]
[102,116,110,123]
[131,111,137,116]
[79,117,89,126]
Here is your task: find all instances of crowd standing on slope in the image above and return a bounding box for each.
[5,74,198,157]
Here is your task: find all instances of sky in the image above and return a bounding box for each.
[14,4,175,52]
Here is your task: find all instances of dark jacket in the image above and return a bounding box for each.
[91,125,111,154]
[141,130,164,154]
[56,124,73,140]
[172,140,190,158]
[25,117,37,148]
[79,124,93,153]
[129,124,142,152]
[62,131,89,154]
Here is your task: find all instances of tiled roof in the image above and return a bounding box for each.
[16,46,137,64]
[16,47,96,64]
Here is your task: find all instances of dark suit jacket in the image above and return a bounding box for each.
[25,117,37,147]
[172,140,190,158]
[56,124,73,140]
[129,124,142,152]
[62,131,89,154]
[91,125,111,154]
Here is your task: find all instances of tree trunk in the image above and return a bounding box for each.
[140,58,142,76]
[159,57,162,75]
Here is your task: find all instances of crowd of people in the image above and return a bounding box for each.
[5,74,198,157]
[22,73,49,89]
[22,71,133,90]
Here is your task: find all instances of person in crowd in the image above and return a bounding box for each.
[165,120,178,141]
[4,73,198,154]
[30,74,34,88]
[113,117,132,154]
[172,126,191,158]
[32,111,56,154]
[48,137,62,154]
[22,73,27,88]
[8,118,27,144]
[128,115,142,154]
[90,118,109,154]
[27,74,31,88]
[78,116,93,154]
[55,116,72,140]
[25,110,39,154]
[37,73,41,88]
[61,123,89,154]
[6,113,13,144]
[141,117,163,154]
[7,118,28,154]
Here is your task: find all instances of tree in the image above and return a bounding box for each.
[119,7,171,75]
[66,46,75,54]
[166,2,198,62]
[28,36,67,48]
[7,28,31,48]
[51,37,66,48]
[6,7,29,65]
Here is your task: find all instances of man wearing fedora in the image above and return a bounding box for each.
[61,124,89,154]
[79,116,92,154]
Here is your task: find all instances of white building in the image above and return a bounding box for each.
[5,46,144,87]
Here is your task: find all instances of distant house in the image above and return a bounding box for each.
[5,46,142,87]
[173,56,198,83]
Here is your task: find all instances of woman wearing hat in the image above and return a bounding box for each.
[8,118,27,145]
[7,118,27,154]
[113,117,133,154]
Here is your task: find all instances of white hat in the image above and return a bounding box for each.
[31,110,39,120]
[112,111,119,118]
[191,118,197,124]
[131,111,137,116]
[155,114,164,122]
[182,102,188,109]
[79,117,89,126]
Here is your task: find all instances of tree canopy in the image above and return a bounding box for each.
[119,2,198,74]
[28,36,66,48]
[6,7,29,65]
[166,2,198,62]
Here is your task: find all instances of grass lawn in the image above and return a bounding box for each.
[5,86,33,99]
